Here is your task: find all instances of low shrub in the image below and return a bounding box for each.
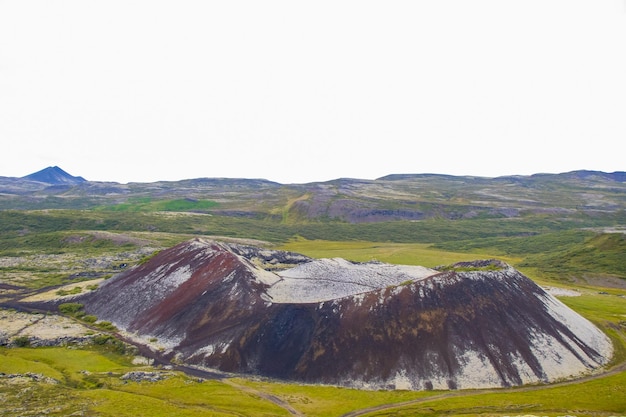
[56,287,83,296]
[13,336,31,347]
[82,315,98,323]
[59,302,84,315]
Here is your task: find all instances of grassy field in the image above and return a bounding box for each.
[98,197,219,213]
[279,239,522,267]
[360,370,626,417]
[0,346,292,416]
[229,378,439,417]
[433,230,626,284]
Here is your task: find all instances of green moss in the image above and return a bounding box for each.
[58,302,84,315]
[56,286,82,296]
[82,315,98,323]
[364,370,626,416]
[100,198,219,213]
[279,239,520,267]
[12,336,30,347]
[95,321,118,332]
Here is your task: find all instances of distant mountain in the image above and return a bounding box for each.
[80,238,613,390]
[21,166,86,185]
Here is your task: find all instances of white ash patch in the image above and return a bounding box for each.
[250,266,281,286]
[119,330,182,354]
[453,348,504,389]
[527,331,591,381]
[195,344,216,356]
[267,258,436,303]
[268,279,374,304]
[507,352,543,385]
[104,263,194,318]
[348,292,368,307]
[227,246,284,286]
[159,265,193,288]
[193,340,232,358]
[543,286,581,297]
[390,370,413,390]
[539,292,613,364]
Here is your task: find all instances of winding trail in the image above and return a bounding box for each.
[222,379,305,417]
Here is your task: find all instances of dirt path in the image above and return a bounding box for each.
[222,379,306,417]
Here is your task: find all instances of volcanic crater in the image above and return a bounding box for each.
[79,238,613,390]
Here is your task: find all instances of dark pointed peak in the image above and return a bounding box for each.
[22,166,87,184]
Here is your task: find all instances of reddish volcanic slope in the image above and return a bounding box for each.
[81,238,613,390]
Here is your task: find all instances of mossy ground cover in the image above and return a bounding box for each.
[99,197,219,213]
[112,378,291,417]
[0,347,291,416]
[230,378,439,417]
[434,230,626,283]
[0,346,133,384]
[558,291,626,325]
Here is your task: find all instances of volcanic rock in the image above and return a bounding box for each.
[80,238,613,390]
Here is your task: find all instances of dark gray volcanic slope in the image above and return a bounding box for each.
[21,166,86,185]
[81,239,613,390]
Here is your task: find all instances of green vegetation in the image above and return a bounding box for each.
[362,371,626,417]
[230,378,436,417]
[4,333,623,417]
[12,336,30,347]
[279,239,521,267]
[58,302,84,315]
[100,197,219,213]
[56,286,83,296]
[437,263,505,272]
[0,347,293,416]
[2,209,624,250]
[434,230,626,282]
[58,303,119,333]
[95,321,118,332]
[82,314,98,323]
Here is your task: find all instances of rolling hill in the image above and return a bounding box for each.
[1,168,625,225]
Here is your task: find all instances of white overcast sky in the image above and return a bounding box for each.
[1,1,625,184]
